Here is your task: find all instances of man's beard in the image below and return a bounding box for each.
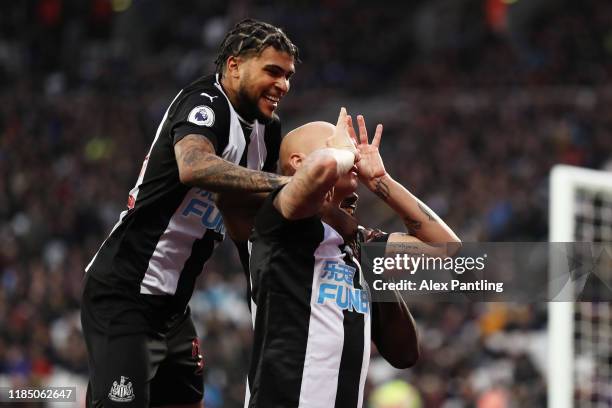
[236,87,273,124]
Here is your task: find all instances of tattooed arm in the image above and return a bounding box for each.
[349,115,460,249]
[174,134,290,193]
[370,175,459,247]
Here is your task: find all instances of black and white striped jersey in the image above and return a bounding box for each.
[246,189,371,408]
[85,74,282,315]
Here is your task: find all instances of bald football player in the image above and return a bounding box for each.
[237,109,460,407]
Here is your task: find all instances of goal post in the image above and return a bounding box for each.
[548,164,612,408]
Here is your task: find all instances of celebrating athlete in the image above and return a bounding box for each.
[245,108,461,407]
[81,19,298,408]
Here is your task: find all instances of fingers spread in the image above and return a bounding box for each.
[357,115,369,145]
[331,107,357,152]
[336,107,347,130]
[372,124,383,147]
[347,115,358,145]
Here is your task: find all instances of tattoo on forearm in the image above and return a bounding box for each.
[192,157,287,192]
[374,177,390,201]
[417,203,436,222]
[402,217,422,234]
[178,136,287,192]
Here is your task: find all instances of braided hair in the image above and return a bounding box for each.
[214,19,300,75]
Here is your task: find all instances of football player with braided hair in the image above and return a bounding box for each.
[81,19,299,408]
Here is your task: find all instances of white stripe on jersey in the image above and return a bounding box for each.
[85,91,183,274]
[219,106,246,165]
[214,76,245,165]
[140,188,223,295]
[247,123,267,170]
[247,240,258,328]
[244,379,251,408]
[297,223,357,408]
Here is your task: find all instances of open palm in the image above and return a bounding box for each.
[347,115,386,191]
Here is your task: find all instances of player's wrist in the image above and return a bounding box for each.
[327,148,356,175]
[364,172,391,193]
[367,173,391,195]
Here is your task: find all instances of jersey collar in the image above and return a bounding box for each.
[215,74,257,127]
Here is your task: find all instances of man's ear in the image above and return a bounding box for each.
[226,56,241,79]
[289,153,305,173]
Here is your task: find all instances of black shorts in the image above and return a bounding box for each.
[81,279,204,407]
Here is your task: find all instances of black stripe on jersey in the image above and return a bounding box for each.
[335,311,365,408]
[262,115,281,172]
[248,289,314,408]
[334,245,365,408]
[234,241,252,308]
[239,122,252,167]
[171,229,221,312]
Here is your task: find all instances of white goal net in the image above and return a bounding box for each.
[549,164,612,408]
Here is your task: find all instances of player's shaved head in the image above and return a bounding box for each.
[279,121,335,175]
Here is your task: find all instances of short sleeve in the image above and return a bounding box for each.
[168,89,231,155]
[253,186,321,240]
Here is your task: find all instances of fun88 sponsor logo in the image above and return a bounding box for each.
[316,260,369,315]
[181,189,225,234]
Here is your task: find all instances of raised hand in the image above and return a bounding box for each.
[326,107,358,153]
[349,114,386,191]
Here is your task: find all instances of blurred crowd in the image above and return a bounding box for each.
[1,0,611,407]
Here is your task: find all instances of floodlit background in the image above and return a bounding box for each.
[1,0,611,407]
